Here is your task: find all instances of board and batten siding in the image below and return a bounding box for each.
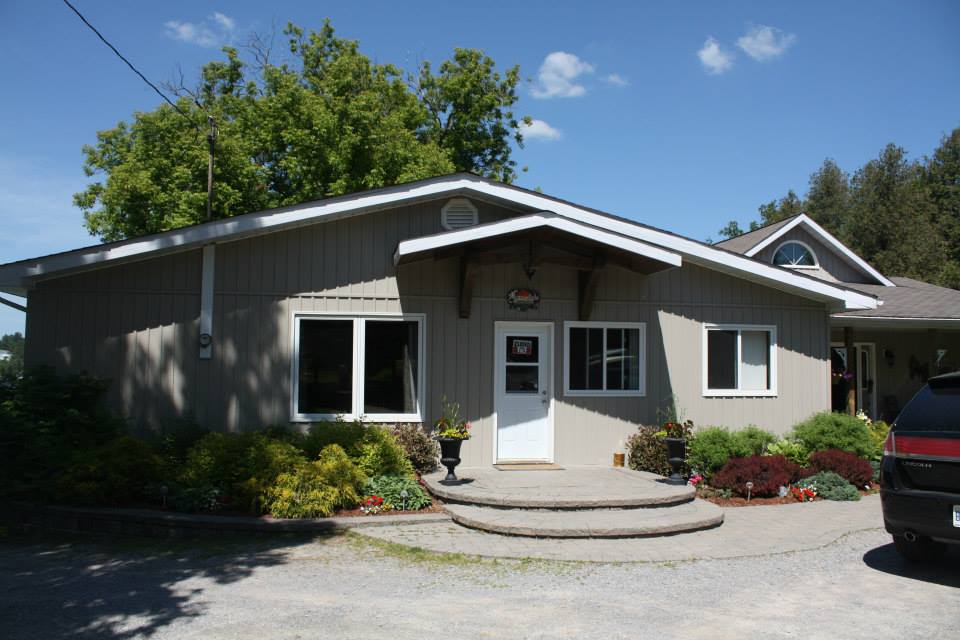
[753,226,873,285]
[26,197,831,466]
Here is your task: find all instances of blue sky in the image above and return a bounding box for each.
[1,1,958,335]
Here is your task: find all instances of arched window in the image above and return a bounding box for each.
[772,241,818,268]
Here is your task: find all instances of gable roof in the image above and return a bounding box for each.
[716,213,894,287]
[0,173,877,310]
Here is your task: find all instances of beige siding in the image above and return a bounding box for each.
[27,196,832,465]
[754,227,874,284]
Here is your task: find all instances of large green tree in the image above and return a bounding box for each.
[75,21,525,241]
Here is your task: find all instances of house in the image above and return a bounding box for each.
[0,173,956,467]
[0,349,10,362]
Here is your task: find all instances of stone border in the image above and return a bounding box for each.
[1,502,450,538]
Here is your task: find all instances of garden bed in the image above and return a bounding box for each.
[698,483,879,507]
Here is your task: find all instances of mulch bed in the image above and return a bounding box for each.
[699,484,879,507]
[333,500,444,518]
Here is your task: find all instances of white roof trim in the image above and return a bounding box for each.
[0,174,877,310]
[394,213,683,268]
[830,315,960,329]
[744,214,895,287]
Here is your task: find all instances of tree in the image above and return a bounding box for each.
[0,332,24,377]
[757,189,803,226]
[75,21,525,242]
[923,129,960,286]
[804,159,850,235]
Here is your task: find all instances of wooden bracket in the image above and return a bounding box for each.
[578,253,606,321]
[459,254,479,319]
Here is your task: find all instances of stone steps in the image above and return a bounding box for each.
[443,500,724,538]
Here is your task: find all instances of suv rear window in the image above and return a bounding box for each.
[895,382,960,432]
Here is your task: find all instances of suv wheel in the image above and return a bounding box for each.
[892,534,946,562]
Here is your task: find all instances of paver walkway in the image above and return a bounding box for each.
[356,494,884,562]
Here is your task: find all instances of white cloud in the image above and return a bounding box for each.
[164,13,236,47]
[697,37,734,75]
[602,73,629,87]
[736,25,796,61]
[519,119,562,141]
[532,51,595,99]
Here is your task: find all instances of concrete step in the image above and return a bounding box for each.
[444,500,724,538]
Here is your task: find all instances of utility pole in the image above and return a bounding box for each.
[207,115,218,221]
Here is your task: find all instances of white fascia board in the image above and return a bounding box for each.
[394,212,683,268]
[455,182,878,311]
[830,315,960,329]
[744,214,894,287]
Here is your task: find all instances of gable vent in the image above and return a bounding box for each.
[441,198,479,231]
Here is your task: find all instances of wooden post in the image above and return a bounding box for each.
[577,253,605,321]
[458,254,478,319]
[844,326,856,415]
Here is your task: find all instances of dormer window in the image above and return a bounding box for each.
[772,241,818,268]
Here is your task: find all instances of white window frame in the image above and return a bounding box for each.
[771,240,819,270]
[291,312,426,422]
[702,324,778,397]
[563,321,646,397]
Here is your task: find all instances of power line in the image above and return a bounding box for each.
[61,0,196,126]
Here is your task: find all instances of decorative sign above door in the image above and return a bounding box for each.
[506,287,540,311]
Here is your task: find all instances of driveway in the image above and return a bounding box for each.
[1,524,957,639]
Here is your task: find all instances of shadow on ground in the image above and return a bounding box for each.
[862,541,960,588]
[0,530,334,639]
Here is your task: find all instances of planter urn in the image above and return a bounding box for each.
[664,437,686,485]
[437,437,465,484]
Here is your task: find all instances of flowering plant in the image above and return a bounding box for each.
[434,396,471,440]
[655,420,693,439]
[688,474,704,487]
[790,485,817,502]
[831,370,854,382]
[360,495,387,515]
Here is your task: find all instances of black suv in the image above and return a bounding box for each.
[881,372,960,560]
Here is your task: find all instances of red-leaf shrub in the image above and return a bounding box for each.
[712,455,802,497]
[807,449,873,487]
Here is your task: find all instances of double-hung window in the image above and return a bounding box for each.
[293,314,425,421]
[703,324,777,396]
[564,322,646,396]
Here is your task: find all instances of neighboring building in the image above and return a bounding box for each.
[0,174,956,466]
[0,349,10,361]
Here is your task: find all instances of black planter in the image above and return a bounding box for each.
[664,437,686,485]
[437,437,465,484]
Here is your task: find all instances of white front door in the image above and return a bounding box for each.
[495,323,553,462]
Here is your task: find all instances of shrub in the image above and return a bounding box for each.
[712,455,802,497]
[56,436,164,506]
[867,420,890,461]
[365,475,432,511]
[799,471,860,501]
[391,423,439,474]
[765,439,809,466]
[300,420,367,459]
[148,419,210,466]
[790,412,874,458]
[266,444,367,518]
[627,426,681,476]
[238,438,307,513]
[808,449,874,488]
[302,421,414,477]
[688,426,778,479]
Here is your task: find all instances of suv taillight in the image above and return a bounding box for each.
[885,432,960,460]
[883,431,895,457]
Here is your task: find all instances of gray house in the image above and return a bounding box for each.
[1,173,957,467]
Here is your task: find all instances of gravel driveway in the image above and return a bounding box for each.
[1,528,957,639]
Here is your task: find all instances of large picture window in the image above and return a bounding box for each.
[703,324,777,396]
[564,322,645,396]
[293,314,424,421]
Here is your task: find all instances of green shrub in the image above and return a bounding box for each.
[148,419,210,466]
[300,420,367,459]
[391,423,439,474]
[799,470,860,501]
[765,439,809,466]
[867,420,890,461]
[56,436,164,506]
[365,475,432,511]
[266,444,367,518]
[791,412,874,458]
[688,426,778,479]
[355,426,414,478]
[238,438,306,513]
[0,367,126,497]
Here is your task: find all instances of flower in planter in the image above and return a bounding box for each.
[434,396,471,440]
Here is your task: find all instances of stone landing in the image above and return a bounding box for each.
[423,467,724,538]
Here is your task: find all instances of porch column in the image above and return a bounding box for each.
[844,326,856,415]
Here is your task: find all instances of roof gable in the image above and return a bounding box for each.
[0,173,877,310]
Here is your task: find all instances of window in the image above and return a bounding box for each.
[564,322,645,396]
[293,315,424,421]
[703,324,777,396]
[772,241,818,268]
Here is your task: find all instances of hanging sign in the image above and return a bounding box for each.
[511,339,533,356]
[506,287,540,311]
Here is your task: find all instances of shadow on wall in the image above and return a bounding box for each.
[0,531,331,640]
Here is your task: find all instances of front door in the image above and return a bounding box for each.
[495,323,553,462]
